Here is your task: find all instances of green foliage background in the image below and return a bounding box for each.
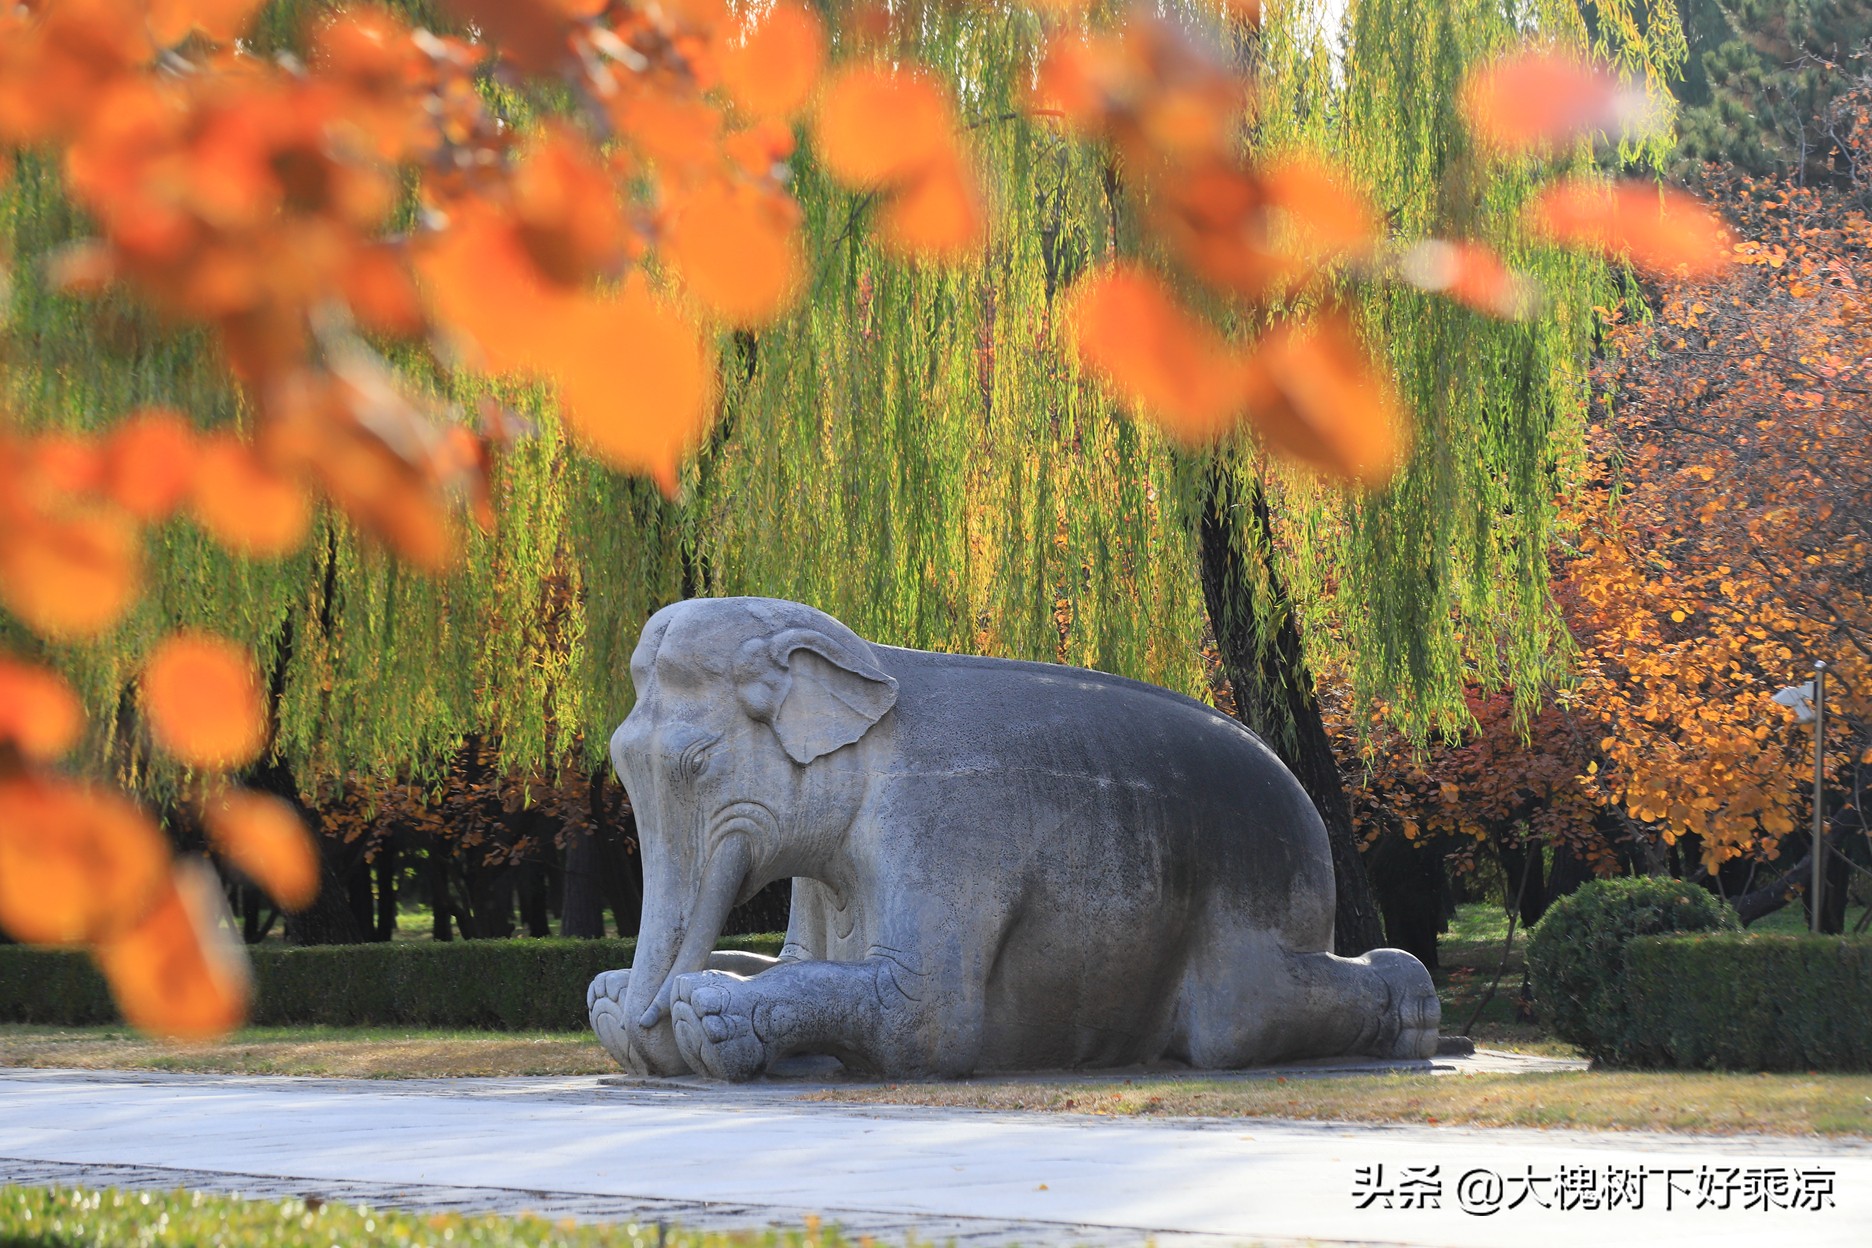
[0,0,1682,809]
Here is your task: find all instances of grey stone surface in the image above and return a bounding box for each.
[587,596,1439,1081]
[1,1068,1866,1247]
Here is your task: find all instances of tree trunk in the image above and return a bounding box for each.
[561,829,607,938]
[601,800,645,939]
[1368,827,1446,971]
[517,853,551,938]
[1496,839,1548,927]
[247,762,362,946]
[1196,462,1387,956]
[373,840,398,942]
[345,853,374,938]
[429,834,454,941]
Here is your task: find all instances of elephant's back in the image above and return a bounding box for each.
[867,644,1335,945]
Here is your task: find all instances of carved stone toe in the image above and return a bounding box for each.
[587,970,636,1071]
[670,971,767,1081]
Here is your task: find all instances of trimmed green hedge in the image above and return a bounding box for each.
[0,934,784,1032]
[1526,877,1739,1064]
[1624,933,1872,1071]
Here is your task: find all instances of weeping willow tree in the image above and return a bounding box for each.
[1218,0,1684,950]
[677,0,1682,950]
[677,6,1207,695]
[2,0,1677,947]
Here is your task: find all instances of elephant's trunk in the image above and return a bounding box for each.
[619,833,751,1073]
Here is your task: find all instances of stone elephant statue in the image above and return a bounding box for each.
[587,596,1438,1080]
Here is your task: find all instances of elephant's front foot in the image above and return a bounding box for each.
[588,969,641,1071]
[670,971,770,1081]
[1367,948,1440,1060]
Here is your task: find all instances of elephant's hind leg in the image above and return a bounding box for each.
[1174,937,1440,1066]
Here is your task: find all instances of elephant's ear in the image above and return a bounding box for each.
[737,629,898,764]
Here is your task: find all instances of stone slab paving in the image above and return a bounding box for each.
[0,1064,1867,1246]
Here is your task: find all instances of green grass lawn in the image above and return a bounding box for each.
[810,1069,1872,1135]
[0,1025,615,1078]
[0,1186,845,1248]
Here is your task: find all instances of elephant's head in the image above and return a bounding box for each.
[606,597,898,1074]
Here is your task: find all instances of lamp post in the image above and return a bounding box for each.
[1773,664,1830,933]
[1810,661,1828,934]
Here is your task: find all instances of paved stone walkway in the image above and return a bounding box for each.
[1,1064,1868,1246]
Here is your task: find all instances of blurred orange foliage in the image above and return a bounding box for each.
[142,631,268,769]
[204,789,319,913]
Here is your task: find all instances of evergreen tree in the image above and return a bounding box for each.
[1674,0,1872,181]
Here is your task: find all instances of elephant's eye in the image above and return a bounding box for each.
[673,732,721,782]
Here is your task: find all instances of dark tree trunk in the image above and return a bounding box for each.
[562,772,611,937]
[601,797,645,939]
[373,839,398,942]
[1803,820,1852,935]
[1544,840,1593,909]
[1496,840,1548,927]
[517,852,551,938]
[471,859,515,938]
[560,824,607,938]
[247,762,363,946]
[429,834,454,941]
[1368,828,1446,971]
[1196,463,1387,956]
[240,883,276,944]
[345,852,375,937]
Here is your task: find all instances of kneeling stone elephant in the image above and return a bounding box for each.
[588,597,1438,1079]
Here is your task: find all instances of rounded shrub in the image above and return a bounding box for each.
[1526,876,1739,1064]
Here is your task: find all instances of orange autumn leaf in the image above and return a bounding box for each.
[204,789,318,911]
[548,279,715,495]
[1245,313,1406,486]
[723,119,797,180]
[1528,180,1733,277]
[265,361,461,573]
[341,244,426,338]
[438,0,583,73]
[0,778,170,946]
[815,65,956,188]
[0,507,142,640]
[104,407,196,520]
[30,434,104,496]
[1461,50,1653,154]
[878,156,985,260]
[417,204,565,375]
[662,180,803,325]
[0,657,84,761]
[511,127,628,288]
[1069,265,1244,443]
[420,210,715,491]
[189,433,311,557]
[1259,153,1378,260]
[720,1,825,120]
[146,0,268,47]
[1030,36,1119,129]
[93,859,251,1039]
[1399,239,1537,319]
[142,631,267,769]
